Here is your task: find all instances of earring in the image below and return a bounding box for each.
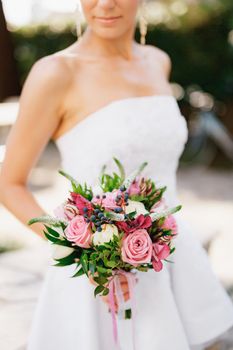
[76,4,82,40]
[139,0,148,45]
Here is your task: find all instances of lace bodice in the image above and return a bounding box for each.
[54,95,188,207]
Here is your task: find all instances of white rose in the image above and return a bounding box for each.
[50,244,75,260]
[92,224,118,246]
[125,199,149,217]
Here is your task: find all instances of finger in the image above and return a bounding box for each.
[101,296,118,313]
[88,275,96,286]
[119,292,129,302]
[118,274,128,284]
[119,283,129,293]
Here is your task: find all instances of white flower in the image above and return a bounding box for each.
[92,224,118,246]
[125,200,149,217]
[50,244,75,260]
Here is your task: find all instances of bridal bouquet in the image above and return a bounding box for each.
[28,158,181,343]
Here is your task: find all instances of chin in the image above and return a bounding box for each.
[93,28,128,41]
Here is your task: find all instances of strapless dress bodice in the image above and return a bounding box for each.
[54,95,188,207]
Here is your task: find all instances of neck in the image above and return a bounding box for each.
[78,25,138,61]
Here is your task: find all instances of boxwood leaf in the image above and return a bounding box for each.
[80,253,89,276]
[94,285,105,297]
[102,287,110,296]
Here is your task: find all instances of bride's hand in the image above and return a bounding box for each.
[88,272,132,313]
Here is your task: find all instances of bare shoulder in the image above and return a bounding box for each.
[23,53,72,93]
[144,44,172,79]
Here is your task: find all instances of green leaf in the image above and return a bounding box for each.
[157,217,166,226]
[49,239,73,247]
[80,253,89,276]
[53,251,77,266]
[59,169,93,200]
[170,247,176,254]
[127,210,137,219]
[99,164,107,179]
[130,194,146,202]
[110,251,120,260]
[113,157,125,182]
[89,261,96,275]
[90,252,99,260]
[125,309,132,319]
[96,266,112,275]
[105,211,124,221]
[136,266,149,272]
[164,259,175,263]
[102,287,109,296]
[149,205,182,222]
[71,267,85,277]
[102,243,112,249]
[58,169,79,187]
[27,215,66,227]
[161,229,172,236]
[93,275,108,285]
[94,285,105,297]
[104,260,118,268]
[44,231,61,244]
[44,225,60,237]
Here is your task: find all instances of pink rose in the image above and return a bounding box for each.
[161,215,178,236]
[121,229,153,266]
[70,193,93,216]
[151,243,170,272]
[64,215,92,248]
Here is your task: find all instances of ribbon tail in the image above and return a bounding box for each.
[126,272,137,350]
[108,277,118,346]
[108,271,137,350]
[114,273,125,319]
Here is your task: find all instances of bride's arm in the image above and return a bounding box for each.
[0,55,71,240]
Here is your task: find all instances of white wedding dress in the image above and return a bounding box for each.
[27,95,233,350]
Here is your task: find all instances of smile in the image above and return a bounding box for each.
[94,16,122,24]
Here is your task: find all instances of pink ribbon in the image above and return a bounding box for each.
[108,270,137,349]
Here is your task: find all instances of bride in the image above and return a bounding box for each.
[0,1,233,349]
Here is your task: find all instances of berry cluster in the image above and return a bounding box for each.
[83,207,113,232]
[115,185,129,209]
[83,185,131,231]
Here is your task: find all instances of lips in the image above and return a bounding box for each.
[94,16,122,25]
[95,16,121,20]
[95,16,120,19]
[98,16,119,19]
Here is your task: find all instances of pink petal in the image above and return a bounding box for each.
[152,259,163,272]
[158,244,170,260]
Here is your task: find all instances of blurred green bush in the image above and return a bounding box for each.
[10,0,233,102]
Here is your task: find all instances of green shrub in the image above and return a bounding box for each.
[11,2,233,102]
